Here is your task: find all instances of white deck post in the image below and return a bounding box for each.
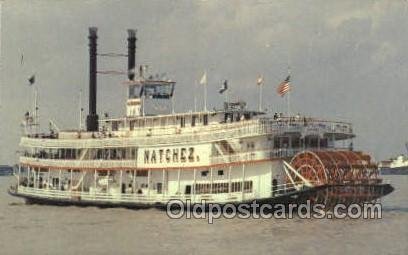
[210,167,213,194]
[81,171,85,192]
[133,170,136,194]
[17,165,21,186]
[177,169,181,194]
[27,166,30,186]
[193,168,196,202]
[162,169,165,198]
[94,169,97,197]
[32,167,35,188]
[147,169,151,197]
[241,164,245,201]
[228,165,232,195]
[70,169,73,191]
[107,170,110,195]
[47,168,51,189]
[33,168,36,188]
[58,170,62,190]
[119,170,123,195]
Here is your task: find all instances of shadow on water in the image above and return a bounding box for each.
[8,202,25,206]
[382,206,408,213]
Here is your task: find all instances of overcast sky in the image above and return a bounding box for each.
[1,0,408,164]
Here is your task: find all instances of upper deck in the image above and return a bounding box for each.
[20,111,353,149]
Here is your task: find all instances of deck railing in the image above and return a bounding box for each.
[15,181,308,205]
[19,157,138,169]
[20,147,353,169]
[21,118,353,149]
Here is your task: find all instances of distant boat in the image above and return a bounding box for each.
[379,155,408,175]
[0,165,13,176]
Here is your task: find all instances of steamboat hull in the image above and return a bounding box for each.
[8,183,393,210]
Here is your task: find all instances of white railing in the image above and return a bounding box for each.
[212,148,309,164]
[19,157,137,169]
[15,180,310,205]
[20,118,353,149]
[16,186,261,204]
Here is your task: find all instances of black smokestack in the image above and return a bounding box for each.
[127,29,136,80]
[86,27,99,132]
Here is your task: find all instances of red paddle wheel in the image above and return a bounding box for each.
[284,150,386,206]
[287,150,379,186]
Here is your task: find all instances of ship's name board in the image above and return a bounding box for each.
[144,147,199,164]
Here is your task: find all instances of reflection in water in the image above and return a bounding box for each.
[0,176,407,255]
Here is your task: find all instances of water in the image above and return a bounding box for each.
[0,176,407,255]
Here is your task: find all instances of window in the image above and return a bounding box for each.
[244,181,253,193]
[203,114,208,125]
[191,115,197,127]
[201,170,209,177]
[136,170,148,177]
[180,117,185,128]
[128,85,138,99]
[112,121,119,131]
[218,170,224,176]
[193,181,252,194]
[157,183,163,194]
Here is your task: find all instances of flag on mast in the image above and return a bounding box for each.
[199,71,207,85]
[256,75,263,86]
[28,74,35,85]
[277,75,291,96]
[219,80,228,94]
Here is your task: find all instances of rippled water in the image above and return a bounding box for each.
[0,176,407,255]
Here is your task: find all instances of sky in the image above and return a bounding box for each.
[1,0,408,164]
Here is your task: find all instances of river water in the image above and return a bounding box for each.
[0,176,407,255]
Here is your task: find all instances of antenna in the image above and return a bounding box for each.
[79,89,84,130]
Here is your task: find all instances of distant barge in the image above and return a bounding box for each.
[0,165,13,176]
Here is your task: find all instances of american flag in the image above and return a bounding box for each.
[277,75,291,96]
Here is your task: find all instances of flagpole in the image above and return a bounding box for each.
[171,94,175,114]
[287,67,291,118]
[142,95,145,116]
[225,87,228,105]
[33,87,39,134]
[259,82,263,112]
[194,80,197,112]
[79,89,83,130]
[204,71,207,112]
[204,84,207,112]
[287,89,290,117]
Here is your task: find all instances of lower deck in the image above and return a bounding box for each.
[12,161,303,205]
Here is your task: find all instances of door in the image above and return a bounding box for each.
[185,185,191,195]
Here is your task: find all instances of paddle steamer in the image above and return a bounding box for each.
[9,28,393,208]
